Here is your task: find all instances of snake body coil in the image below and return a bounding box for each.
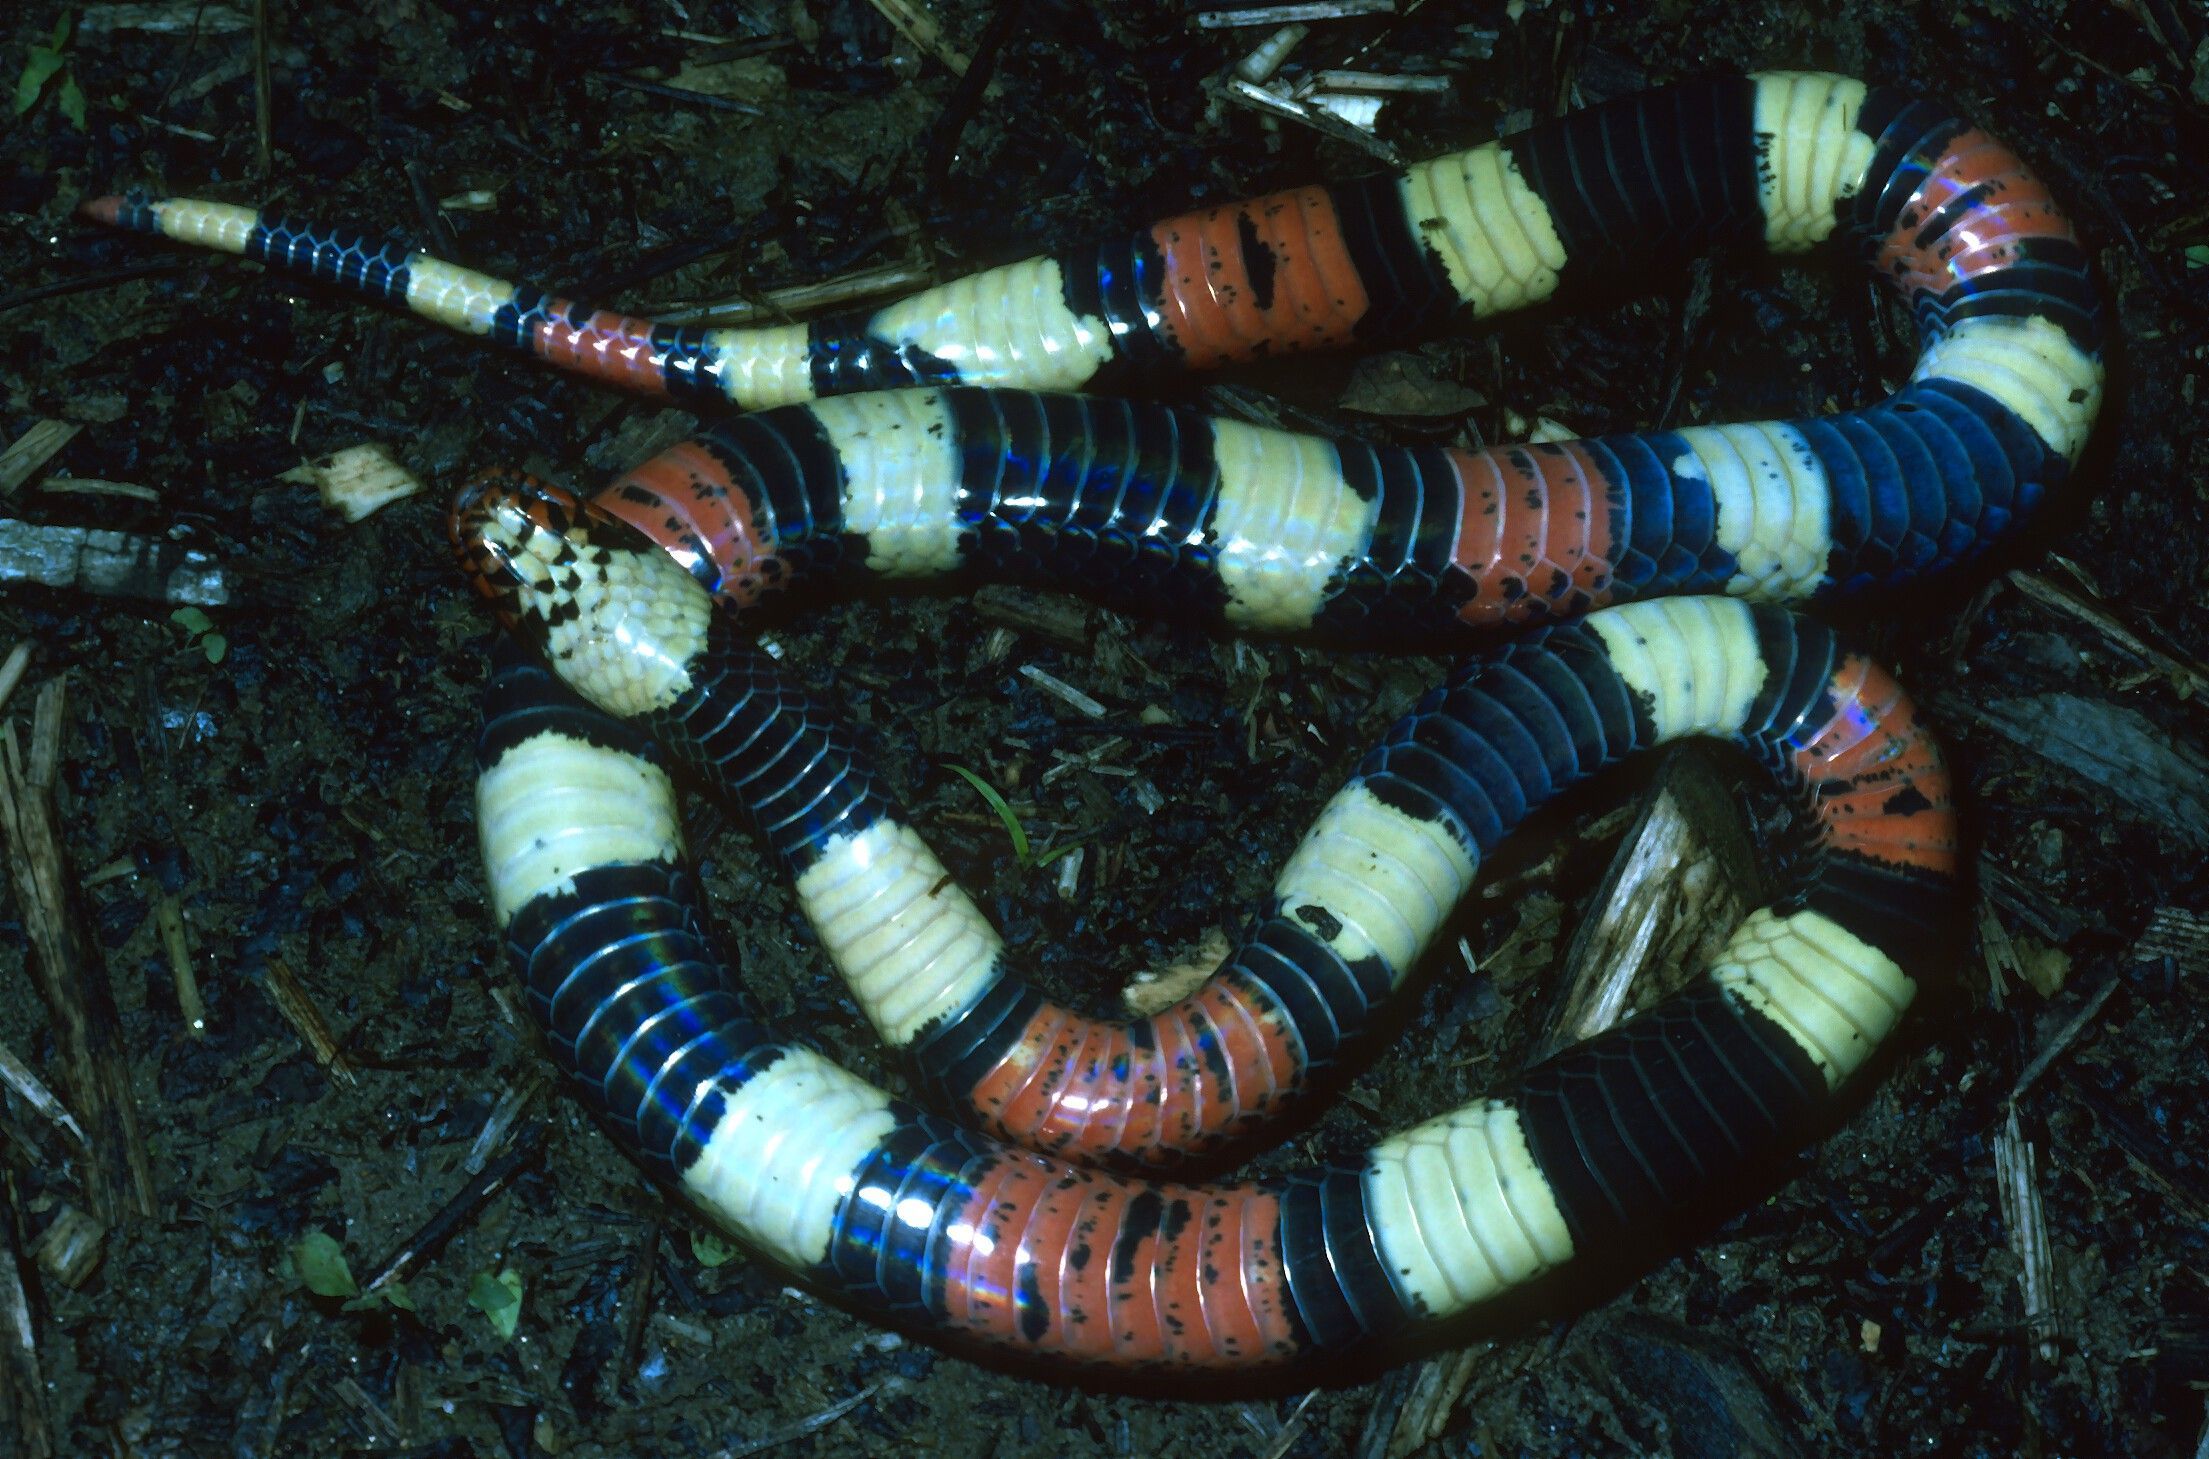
[94,69,2104,1371]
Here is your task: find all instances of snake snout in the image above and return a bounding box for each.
[449,468,588,622]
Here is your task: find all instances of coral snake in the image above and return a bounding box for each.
[94,72,2103,1370]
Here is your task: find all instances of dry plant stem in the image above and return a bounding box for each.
[0,643,29,715]
[0,680,157,1224]
[651,262,933,328]
[1534,744,1765,1059]
[0,1169,51,1459]
[1994,1106,2062,1362]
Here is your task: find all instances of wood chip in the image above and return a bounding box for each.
[1535,745,1765,1059]
[28,1205,104,1288]
[2133,905,2209,972]
[973,585,1091,650]
[0,421,81,498]
[2008,568,2209,699]
[280,443,424,523]
[1974,693,2209,848]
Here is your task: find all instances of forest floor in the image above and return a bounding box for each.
[1,1,2205,1455]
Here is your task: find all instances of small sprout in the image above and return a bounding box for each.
[15,10,85,130]
[293,1231,359,1298]
[945,763,1031,865]
[169,607,227,664]
[945,763,1091,873]
[468,1268,523,1340]
[690,1230,739,1268]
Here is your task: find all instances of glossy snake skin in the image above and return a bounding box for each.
[96,70,2101,1369]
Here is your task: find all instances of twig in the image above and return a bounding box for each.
[261,956,357,1087]
[706,1383,883,1459]
[0,682,158,1223]
[403,159,460,259]
[361,1121,548,1294]
[2009,976,2117,1104]
[923,0,1026,188]
[463,1072,546,1175]
[0,1037,88,1150]
[1214,76,1402,164]
[0,263,194,318]
[1196,1,1393,26]
[36,478,160,502]
[592,71,764,116]
[1256,1390,1324,1459]
[253,0,272,173]
[650,262,932,328]
[1018,663,1107,718]
[154,893,207,1039]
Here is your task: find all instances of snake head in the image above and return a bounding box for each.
[450,468,714,720]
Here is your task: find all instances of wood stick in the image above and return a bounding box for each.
[0,1171,52,1458]
[0,680,157,1224]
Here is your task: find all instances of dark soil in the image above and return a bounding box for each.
[2,2,2205,1456]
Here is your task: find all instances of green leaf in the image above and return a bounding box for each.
[2186,244,2209,271]
[468,1268,523,1340]
[344,1280,416,1314]
[944,762,1030,865]
[690,1230,739,1268]
[1032,836,1090,871]
[200,632,228,665]
[294,1231,359,1298]
[56,72,82,129]
[15,49,63,117]
[170,606,211,635]
[50,8,73,50]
